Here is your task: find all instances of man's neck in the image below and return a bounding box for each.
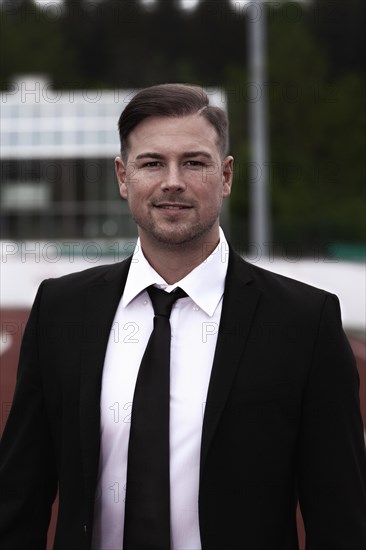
[139,235,220,285]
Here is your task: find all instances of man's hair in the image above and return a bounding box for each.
[118,83,228,161]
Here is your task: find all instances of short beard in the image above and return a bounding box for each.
[134,216,219,251]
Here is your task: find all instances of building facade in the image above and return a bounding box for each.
[1,77,227,241]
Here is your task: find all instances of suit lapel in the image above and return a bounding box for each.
[200,250,262,472]
[79,256,132,502]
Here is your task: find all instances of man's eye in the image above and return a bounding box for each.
[186,160,204,167]
[143,161,162,168]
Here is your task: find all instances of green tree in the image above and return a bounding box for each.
[0,0,75,87]
[228,1,365,252]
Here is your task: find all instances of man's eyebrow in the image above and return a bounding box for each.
[134,151,214,161]
[181,151,214,160]
[135,152,165,160]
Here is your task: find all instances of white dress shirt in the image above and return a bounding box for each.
[91,229,229,550]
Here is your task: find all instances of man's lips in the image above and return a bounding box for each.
[153,203,192,210]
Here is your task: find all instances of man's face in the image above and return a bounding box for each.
[115,114,233,250]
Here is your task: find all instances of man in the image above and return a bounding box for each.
[0,83,365,550]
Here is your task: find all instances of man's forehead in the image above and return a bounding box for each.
[134,113,215,134]
[128,114,220,151]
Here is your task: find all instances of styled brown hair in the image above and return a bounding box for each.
[118,83,228,161]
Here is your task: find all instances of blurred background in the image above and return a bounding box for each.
[0,1,365,547]
[1,0,365,249]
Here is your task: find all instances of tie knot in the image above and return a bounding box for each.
[147,285,187,318]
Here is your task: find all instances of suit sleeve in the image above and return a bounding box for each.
[0,281,58,550]
[297,294,366,549]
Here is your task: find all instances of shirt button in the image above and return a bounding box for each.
[143,299,148,305]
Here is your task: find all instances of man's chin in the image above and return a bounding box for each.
[152,232,196,247]
[151,224,217,249]
[136,217,218,249]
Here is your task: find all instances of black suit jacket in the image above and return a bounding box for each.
[1,248,366,549]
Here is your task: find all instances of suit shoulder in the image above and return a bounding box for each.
[40,256,131,294]
[249,260,328,296]
[231,250,334,309]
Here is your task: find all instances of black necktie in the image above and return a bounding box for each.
[123,285,187,550]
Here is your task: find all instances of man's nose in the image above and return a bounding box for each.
[161,166,186,192]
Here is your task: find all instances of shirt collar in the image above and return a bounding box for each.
[122,227,229,317]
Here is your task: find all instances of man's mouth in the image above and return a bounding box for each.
[154,203,192,210]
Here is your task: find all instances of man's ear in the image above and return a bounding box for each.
[115,156,128,200]
[222,156,234,198]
